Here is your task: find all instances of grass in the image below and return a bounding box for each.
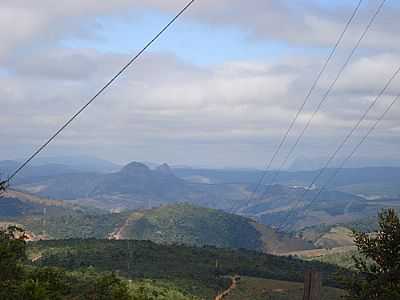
[225,276,346,300]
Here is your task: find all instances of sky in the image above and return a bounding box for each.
[1,0,400,169]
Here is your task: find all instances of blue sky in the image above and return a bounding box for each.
[1,0,400,168]
[62,11,289,66]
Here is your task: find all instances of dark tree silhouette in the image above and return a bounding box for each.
[343,209,400,300]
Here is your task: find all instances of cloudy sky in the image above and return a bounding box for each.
[1,0,400,168]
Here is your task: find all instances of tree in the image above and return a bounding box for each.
[343,209,400,300]
[91,272,131,300]
[0,178,7,197]
[0,226,27,282]
[0,226,29,300]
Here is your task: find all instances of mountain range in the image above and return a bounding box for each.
[3,158,400,231]
[0,189,314,253]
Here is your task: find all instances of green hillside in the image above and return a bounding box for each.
[30,239,345,299]
[121,203,261,250]
[0,190,72,217]
[114,203,314,253]
[1,193,313,253]
[225,276,345,300]
[0,190,124,240]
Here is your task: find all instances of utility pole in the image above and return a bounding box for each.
[42,207,47,236]
[303,270,321,300]
[127,239,131,274]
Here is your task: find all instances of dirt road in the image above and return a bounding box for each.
[215,275,240,300]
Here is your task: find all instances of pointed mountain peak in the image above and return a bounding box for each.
[120,162,150,175]
[156,163,173,175]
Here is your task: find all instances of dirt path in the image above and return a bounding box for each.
[31,254,42,262]
[108,212,144,240]
[215,275,240,300]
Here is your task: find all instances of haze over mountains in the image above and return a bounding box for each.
[0,189,313,253]
[2,156,399,232]
[1,156,398,299]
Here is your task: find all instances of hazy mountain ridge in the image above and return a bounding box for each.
[5,160,400,231]
[174,166,400,198]
[0,191,313,253]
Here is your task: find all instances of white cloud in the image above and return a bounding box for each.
[0,1,399,167]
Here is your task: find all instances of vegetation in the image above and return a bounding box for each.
[120,203,312,253]
[13,161,395,231]
[310,250,357,270]
[225,276,345,300]
[29,238,346,299]
[0,190,127,240]
[22,211,126,239]
[0,226,197,300]
[342,209,400,299]
[1,193,312,253]
[123,203,262,250]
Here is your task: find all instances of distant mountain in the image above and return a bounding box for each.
[289,156,400,171]
[0,190,123,240]
[13,162,250,211]
[0,160,77,181]
[28,155,121,173]
[0,191,313,253]
[0,156,120,183]
[91,162,186,200]
[173,166,400,198]
[245,184,400,231]
[110,203,314,254]
[10,160,400,231]
[0,189,74,218]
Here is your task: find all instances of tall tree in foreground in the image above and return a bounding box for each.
[343,209,400,300]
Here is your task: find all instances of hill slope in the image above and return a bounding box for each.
[0,189,76,218]
[30,239,345,299]
[1,192,313,253]
[0,190,124,240]
[12,161,399,230]
[112,203,314,254]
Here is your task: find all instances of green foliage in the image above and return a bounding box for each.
[0,226,195,300]
[31,238,344,299]
[0,226,27,282]
[342,209,400,299]
[22,211,126,239]
[124,203,263,250]
[129,280,197,300]
[312,250,359,270]
[225,276,345,300]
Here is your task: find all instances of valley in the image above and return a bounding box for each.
[5,160,399,232]
[1,158,398,299]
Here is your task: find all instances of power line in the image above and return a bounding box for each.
[288,90,400,230]
[6,0,196,183]
[243,0,364,208]
[278,64,400,231]
[256,0,386,203]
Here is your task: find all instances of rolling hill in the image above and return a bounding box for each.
[8,161,400,231]
[0,191,313,253]
[109,203,314,254]
[0,190,124,240]
[0,189,76,218]
[30,239,345,299]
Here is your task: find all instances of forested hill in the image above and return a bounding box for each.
[0,191,313,253]
[30,239,345,299]
[111,203,314,254]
